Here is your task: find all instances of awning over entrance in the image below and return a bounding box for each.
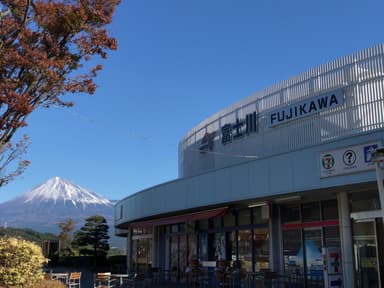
[130,206,229,228]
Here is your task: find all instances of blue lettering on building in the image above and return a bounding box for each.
[268,90,344,127]
[221,111,257,145]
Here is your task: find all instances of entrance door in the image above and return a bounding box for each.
[303,229,324,287]
[353,220,380,288]
[169,235,188,282]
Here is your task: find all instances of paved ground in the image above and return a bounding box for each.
[46,265,310,288]
[48,266,192,287]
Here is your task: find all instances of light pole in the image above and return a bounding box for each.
[370,148,384,219]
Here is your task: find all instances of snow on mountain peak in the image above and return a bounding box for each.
[21,177,113,207]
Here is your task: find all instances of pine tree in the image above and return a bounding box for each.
[73,215,110,259]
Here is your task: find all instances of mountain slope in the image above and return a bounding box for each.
[18,177,113,208]
[0,177,120,246]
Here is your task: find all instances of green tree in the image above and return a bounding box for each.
[58,218,75,256]
[73,215,110,259]
[0,237,48,287]
[0,226,57,244]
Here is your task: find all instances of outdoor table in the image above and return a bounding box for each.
[111,274,130,286]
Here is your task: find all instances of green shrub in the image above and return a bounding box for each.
[0,237,48,287]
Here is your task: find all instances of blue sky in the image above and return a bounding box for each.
[0,0,383,203]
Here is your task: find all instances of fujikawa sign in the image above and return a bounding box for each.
[268,89,344,127]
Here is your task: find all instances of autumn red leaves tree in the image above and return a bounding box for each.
[0,0,120,186]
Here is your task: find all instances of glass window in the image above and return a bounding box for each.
[186,222,195,233]
[302,202,320,222]
[226,232,236,264]
[116,205,123,220]
[352,221,379,288]
[223,213,236,227]
[238,230,252,271]
[171,224,179,233]
[283,229,303,275]
[350,190,381,212]
[214,233,226,260]
[135,238,152,274]
[179,235,187,281]
[198,233,208,261]
[253,206,269,224]
[322,199,338,220]
[324,226,340,247]
[142,227,153,235]
[199,219,209,230]
[253,207,261,223]
[303,229,323,277]
[133,227,153,235]
[213,216,222,228]
[133,228,143,235]
[254,227,269,272]
[188,234,197,263]
[170,236,179,280]
[238,209,251,226]
[353,221,376,237]
[132,240,138,271]
[281,205,300,223]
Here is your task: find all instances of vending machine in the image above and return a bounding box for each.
[322,247,343,288]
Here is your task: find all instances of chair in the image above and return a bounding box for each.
[50,272,69,285]
[67,272,81,288]
[95,272,116,288]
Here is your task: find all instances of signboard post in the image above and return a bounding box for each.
[323,247,343,288]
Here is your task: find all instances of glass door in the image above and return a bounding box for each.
[179,235,187,283]
[169,235,188,282]
[303,229,324,287]
[353,220,380,288]
[283,229,304,276]
[170,236,179,282]
[238,230,252,271]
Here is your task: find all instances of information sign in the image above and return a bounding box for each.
[320,142,381,178]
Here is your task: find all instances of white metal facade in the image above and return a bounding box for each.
[179,44,384,178]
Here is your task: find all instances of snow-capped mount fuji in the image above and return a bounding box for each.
[20,176,113,208]
[0,177,117,242]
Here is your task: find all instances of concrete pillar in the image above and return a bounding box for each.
[337,192,355,288]
[269,204,282,273]
[152,227,159,268]
[126,228,133,274]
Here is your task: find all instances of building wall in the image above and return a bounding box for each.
[115,129,382,226]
